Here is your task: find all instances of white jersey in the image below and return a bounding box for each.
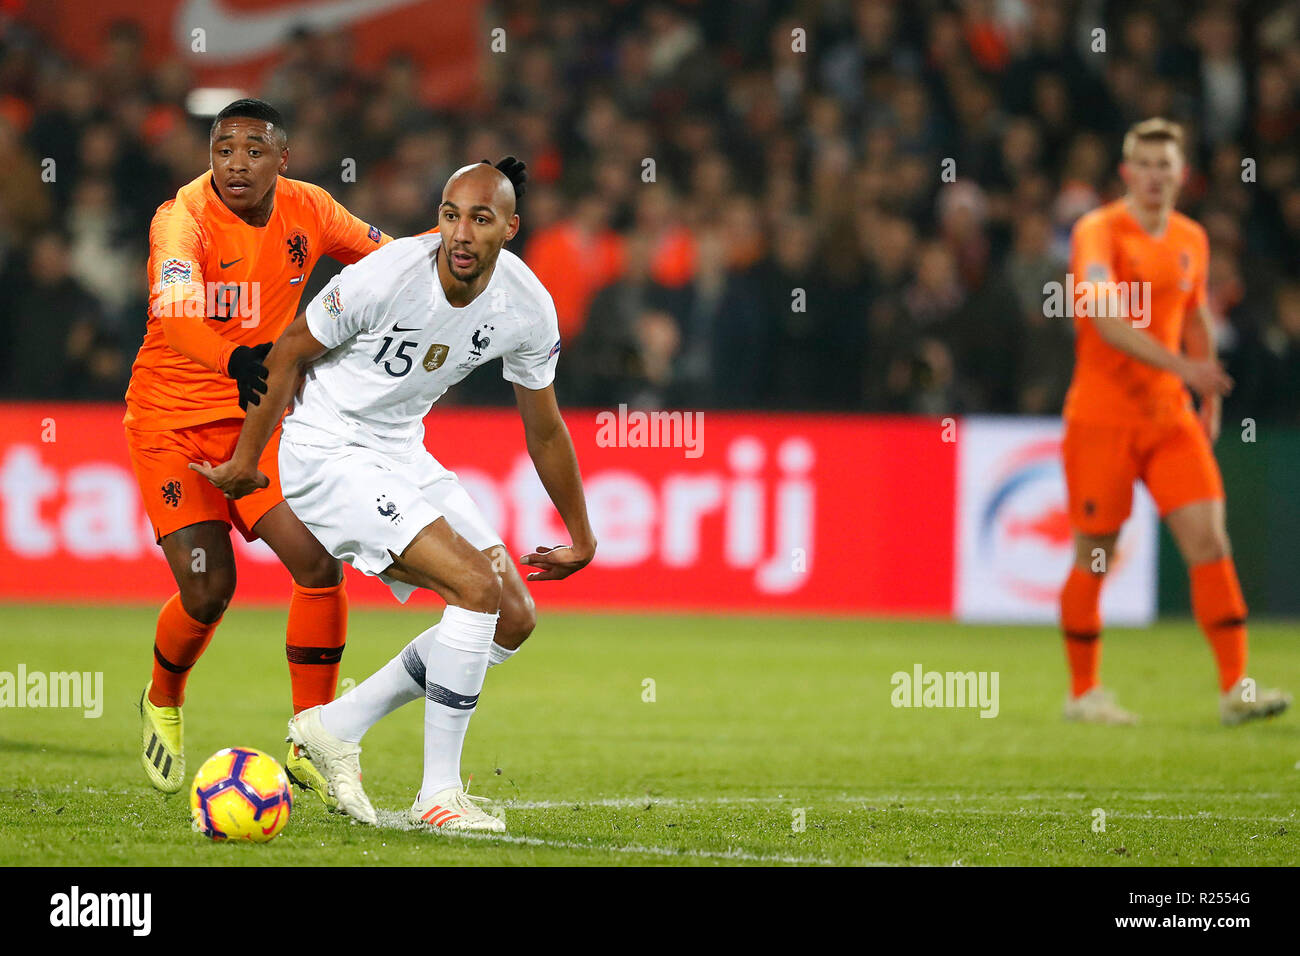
[283,232,561,452]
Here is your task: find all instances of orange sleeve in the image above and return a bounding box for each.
[1069,211,1115,318]
[160,313,237,375]
[312,185,392,264]
[1071,212,1115,286]
[149,205,237,374]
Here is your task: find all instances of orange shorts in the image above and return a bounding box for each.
[1063,408,1224,536]
[125,419,285,543]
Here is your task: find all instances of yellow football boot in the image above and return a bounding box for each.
[139,683,185,793]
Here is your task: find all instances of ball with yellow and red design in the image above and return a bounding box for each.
[190,747,293,843]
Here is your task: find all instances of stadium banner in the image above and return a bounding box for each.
[955,416,1158,625]
[0,404,956,615]
[16,0,485,108]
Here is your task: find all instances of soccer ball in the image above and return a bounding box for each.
[190,747,293,843]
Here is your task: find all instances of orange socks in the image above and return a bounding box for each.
[150,593,220,707]
[1190,557,1248,693]
[151,580,348,712]
[1059,556,1247,697]
[1060,565,1103,698]
[286,579,348,713]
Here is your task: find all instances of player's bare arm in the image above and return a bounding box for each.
[1087,306,1232,400]
[190,314,327,498]
[1183,302,1223,441]
[513,382,597,581]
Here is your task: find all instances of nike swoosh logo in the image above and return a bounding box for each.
[220,257,243,269]
[176,0,425,59]
[392,324,422,333]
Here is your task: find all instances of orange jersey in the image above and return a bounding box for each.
[1063,200,1209,425]
[125,173,392,430]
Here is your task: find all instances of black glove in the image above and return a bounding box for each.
[494,155,527,200]
[228,342,272,410]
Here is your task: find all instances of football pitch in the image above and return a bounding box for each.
[1,604,1296,867]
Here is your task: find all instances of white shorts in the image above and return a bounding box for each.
[279,437,503,603]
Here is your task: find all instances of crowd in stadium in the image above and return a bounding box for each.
[1,1,1298,423]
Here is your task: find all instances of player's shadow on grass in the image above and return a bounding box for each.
[0,737,117,758]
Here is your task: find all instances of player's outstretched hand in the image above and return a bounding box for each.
[519,543,593,581]
[188,459,269,500]
[1180,358,1233,399]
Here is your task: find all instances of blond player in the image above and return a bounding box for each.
[1059,118,1289,725]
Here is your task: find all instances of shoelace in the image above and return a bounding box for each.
[446,789,496,820]
[462,775,493,806]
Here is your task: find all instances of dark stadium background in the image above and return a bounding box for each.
[0,0,1298,613]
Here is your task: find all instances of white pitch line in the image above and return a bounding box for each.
[435,832,841,866]
[498,794,1296,820]
[859,805,1297,824]
[372,809,842,865]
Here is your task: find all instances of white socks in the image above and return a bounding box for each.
[420,605,498,797]
[488,642,517,667]
[319,624,437,743]
[316,607,512,796]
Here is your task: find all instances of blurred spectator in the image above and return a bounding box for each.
[0,115,51,245]
[4,231,110,398]
[527,193,625,340]
[678,224,767,408]
[1192,5,1248,148]
[759,216,823,409]
[1004,212,1072,414]
[633,182,696,289]
[571,231,676,405]
[0,0,1297,424]
[623,307,683,409]
[1236,283,1300,426]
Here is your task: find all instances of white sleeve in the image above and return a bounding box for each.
[304,264,376,349]
[502,291,561,390]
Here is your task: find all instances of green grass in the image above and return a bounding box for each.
[1,605,1297,866]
